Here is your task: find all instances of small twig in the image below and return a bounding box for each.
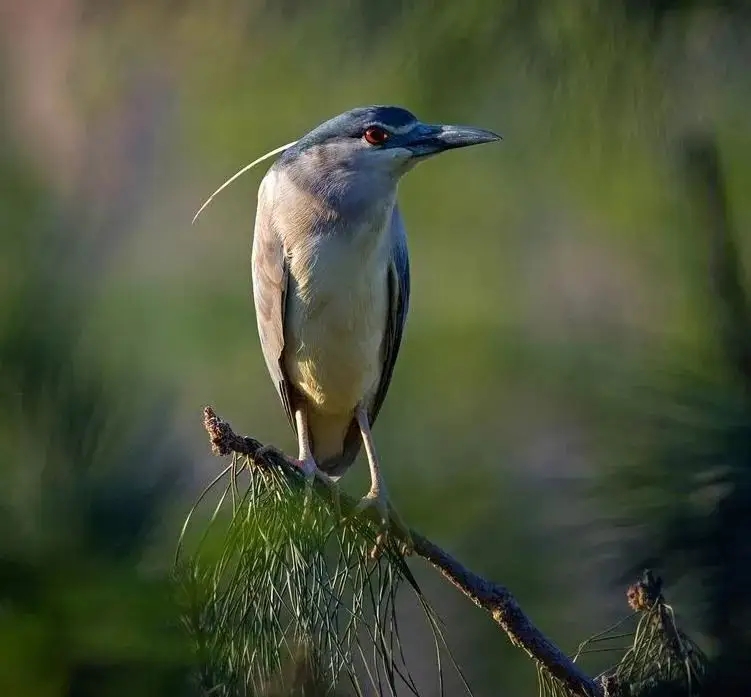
[200,405,603,697]
[203,406,271,461]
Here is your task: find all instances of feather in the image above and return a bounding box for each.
[192,141,298,224]
[320,207,410,476]
[251,174,297,431]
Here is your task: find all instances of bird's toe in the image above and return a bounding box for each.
[289,456,341,516]
[352,490,389,526]
[351,492,412,558]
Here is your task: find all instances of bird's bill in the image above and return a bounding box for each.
[404,123,501,157]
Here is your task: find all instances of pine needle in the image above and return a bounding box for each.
[175,453,469,697]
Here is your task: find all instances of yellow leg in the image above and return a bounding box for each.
[292,406,339,513]
[352,405,413,556]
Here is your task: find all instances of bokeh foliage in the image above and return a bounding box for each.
[1,0,750,695]
[0,116,193,696]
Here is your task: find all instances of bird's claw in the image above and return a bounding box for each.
[350,491,413,559]
[290,456,341,518]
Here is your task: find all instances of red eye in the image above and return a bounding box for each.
[363,126,389,145]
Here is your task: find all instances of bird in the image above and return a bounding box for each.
[249,105,500,550]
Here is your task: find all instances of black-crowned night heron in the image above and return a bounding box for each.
[200,105,500,551]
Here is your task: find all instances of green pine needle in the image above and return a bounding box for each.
[175,453,469,697]
[536,576,709,697]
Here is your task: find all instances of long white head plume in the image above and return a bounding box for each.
[191,140,298,224]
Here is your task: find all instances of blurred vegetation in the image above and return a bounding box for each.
[597,135,751,697]
[0,126,194,692]
[1,0,750,695]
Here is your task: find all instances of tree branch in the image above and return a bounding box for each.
[201,405,602,697]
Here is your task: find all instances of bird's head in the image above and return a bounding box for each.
[278,105,501,184]
[192,106,500,224]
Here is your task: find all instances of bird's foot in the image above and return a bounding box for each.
[351,489,413,559]
[290,455,341,518]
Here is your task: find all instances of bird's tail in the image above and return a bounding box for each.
[308,410,361,479]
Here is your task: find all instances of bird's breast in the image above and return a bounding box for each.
[284,232,390,415]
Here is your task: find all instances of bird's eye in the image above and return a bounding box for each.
[363,127,389,146]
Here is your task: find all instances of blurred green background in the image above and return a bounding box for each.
[2,1,750,695]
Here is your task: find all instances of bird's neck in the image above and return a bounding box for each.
[279,165,398,241]
[317,167,398,225]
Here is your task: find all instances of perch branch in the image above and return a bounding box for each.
[202,405,602,697]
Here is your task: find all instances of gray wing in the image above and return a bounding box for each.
[326,207,410,476]
[369,206,411,424]
[251,174,296,432]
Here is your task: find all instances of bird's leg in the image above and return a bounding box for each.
[291,407,340,515]
[352,406,413,557]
